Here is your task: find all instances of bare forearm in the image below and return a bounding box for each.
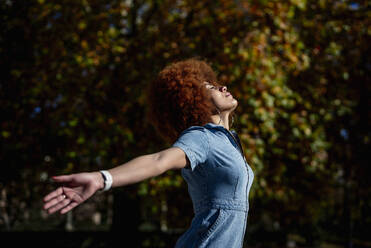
[107,154,164,188]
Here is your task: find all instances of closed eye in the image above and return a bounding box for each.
[205,84,217,90]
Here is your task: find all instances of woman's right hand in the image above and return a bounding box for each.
[43,172,104,215]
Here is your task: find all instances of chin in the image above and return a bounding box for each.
[227,101,238,112]
[232,99,238,109]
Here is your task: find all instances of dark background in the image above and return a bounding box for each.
[1,0,370,247]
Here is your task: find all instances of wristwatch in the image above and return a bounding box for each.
[99,170,113,191]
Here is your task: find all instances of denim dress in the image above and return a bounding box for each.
[171,123,254,248]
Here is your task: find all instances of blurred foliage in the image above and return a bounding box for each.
[0,0,370,247]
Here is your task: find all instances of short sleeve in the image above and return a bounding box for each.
[171,127,210,171]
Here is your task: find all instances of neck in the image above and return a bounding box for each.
[210,111,230,130]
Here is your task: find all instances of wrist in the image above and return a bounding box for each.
[93,171,105,191]
[99,170,113,191]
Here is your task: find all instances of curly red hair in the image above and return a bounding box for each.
[147,58,219,143]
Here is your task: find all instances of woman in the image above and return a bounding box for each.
[43,58,254,247]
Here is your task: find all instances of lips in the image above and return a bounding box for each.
[226,92,231,97]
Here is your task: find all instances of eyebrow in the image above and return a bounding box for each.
[202,81,222,90]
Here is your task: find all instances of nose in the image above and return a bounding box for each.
[219,86,227,92]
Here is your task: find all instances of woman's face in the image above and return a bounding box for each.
[203,81,238,113]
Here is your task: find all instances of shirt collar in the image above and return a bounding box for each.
[204,122,226,129]
[204,122,236,134]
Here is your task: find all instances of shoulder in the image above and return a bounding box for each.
[174,125,211,149]
[178,125,210,136]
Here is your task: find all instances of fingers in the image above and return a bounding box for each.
[43,175,73,203]
[43,174,81,215]
[43,188,65,210]
[43,186,73,214]
[43,187,63,203]
[60,202,79,214]
[46,197,72,215]
[44,193,79,215]
[52,175,73,183]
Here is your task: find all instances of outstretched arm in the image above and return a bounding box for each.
[43,147,188,215]
[108,147,188,188]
